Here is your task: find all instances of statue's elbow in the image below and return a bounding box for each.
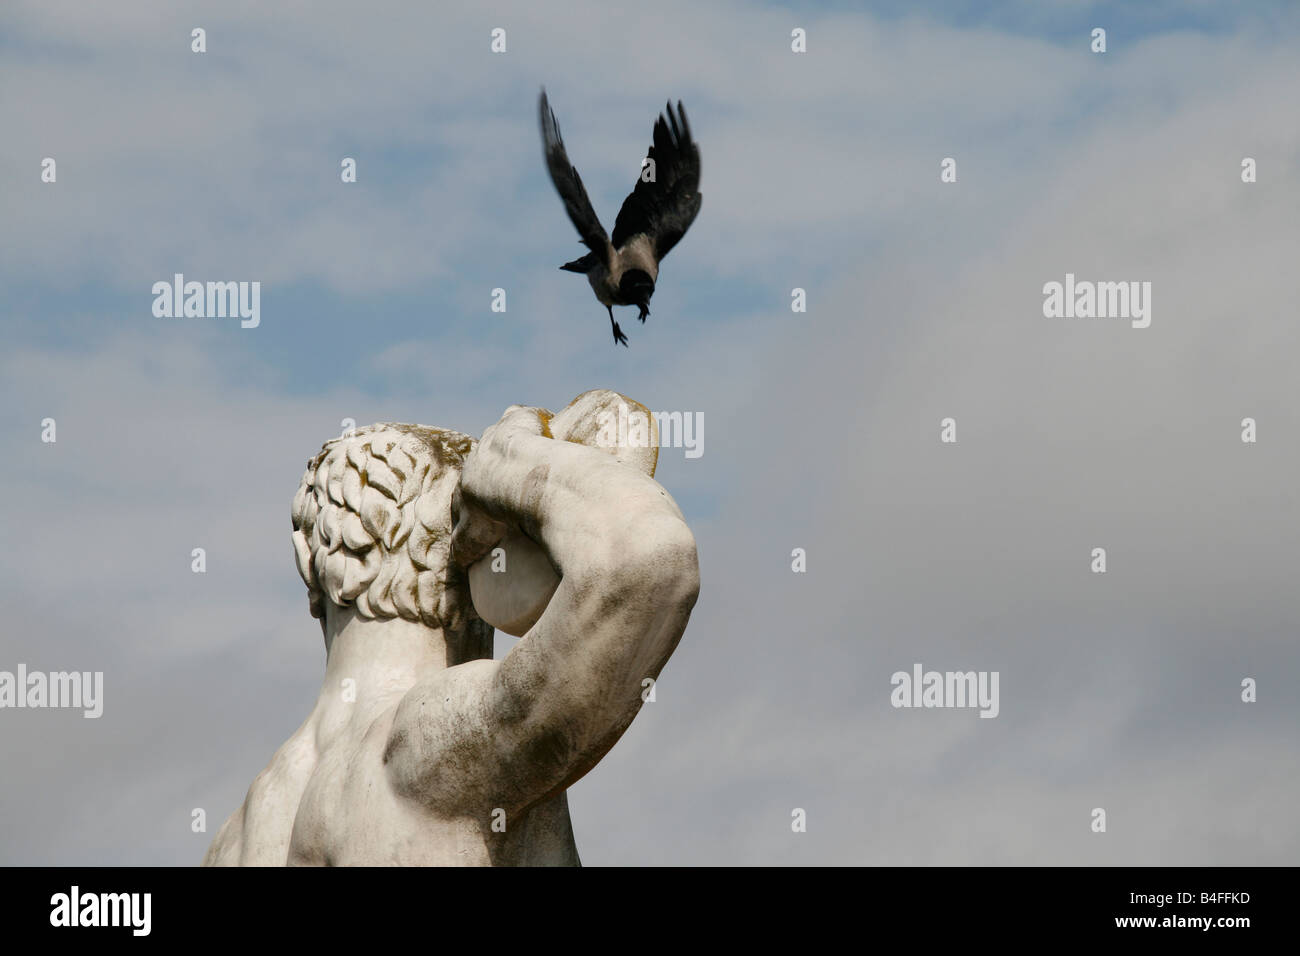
[668,526,701,613]
[620,515,700,612]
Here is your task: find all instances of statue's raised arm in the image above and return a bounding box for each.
[384,392,700,821]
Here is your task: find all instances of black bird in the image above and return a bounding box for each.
[539,89,701,346]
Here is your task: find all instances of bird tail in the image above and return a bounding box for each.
[560,251,600,273]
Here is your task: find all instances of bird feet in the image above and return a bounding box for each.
[611,320,629,347]
[637,306,650,324]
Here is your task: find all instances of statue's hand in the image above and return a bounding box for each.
[450,393,668,635]
[449,405,550,568]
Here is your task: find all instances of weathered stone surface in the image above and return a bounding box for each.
[203,389,697,866]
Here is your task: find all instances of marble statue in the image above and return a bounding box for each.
[202,390,699,865]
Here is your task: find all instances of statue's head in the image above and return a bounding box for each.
[290,392,660,659]
[290,424,491,662]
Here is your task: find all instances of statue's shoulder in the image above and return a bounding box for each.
[383,658,505,813]
[390,657,501,742]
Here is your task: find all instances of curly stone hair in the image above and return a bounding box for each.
[290,423,490,658]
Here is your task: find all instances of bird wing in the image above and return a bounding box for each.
[539,91,610,263]
[611,100,702,260]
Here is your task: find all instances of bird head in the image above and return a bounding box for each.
[619,269,655,318]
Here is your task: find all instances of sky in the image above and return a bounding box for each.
[1,0,1298,865]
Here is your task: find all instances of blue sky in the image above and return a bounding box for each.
[2,0,1299,864]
